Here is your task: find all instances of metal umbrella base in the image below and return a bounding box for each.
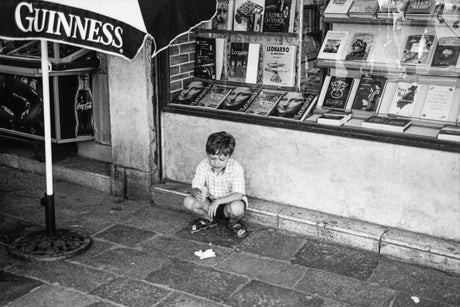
[8,194,92,261]
[8,228,92,261]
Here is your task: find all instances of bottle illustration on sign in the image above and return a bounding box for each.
[74,74,94,136]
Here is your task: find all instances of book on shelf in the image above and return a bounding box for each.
[269,92,317,120]
[380,117,412,132]
[317,31,350,61]
[387,81,421,117]
[324,0,354,18]
[194,37,217,79]
[212,0,236,30]
[431,37,460,68]
[217,86,260,111]
[227,42,260,83]
[261,44,297,87]
[262,0,297,33]
[400,34,437,66]
[361,115,390,129]
[420,84,456,121]
[437,124,460,142]
[344,32,376,61]
[376,0,409,18]
[170,80,211,105]
[193,84,234,108]
[233,0,265,31]
[245,89,285,116]
[316,110,352,126]
[404,0,438,19]
[317,76,357,111]
[351,75,387,113]
[348,0,379,18]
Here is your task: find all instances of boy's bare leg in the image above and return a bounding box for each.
[184,195,211,220]
[224,200,245,224]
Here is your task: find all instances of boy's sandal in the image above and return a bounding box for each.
[191,218,217,233]
[229,222,248,238]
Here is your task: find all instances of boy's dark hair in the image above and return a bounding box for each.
[206,131,235,156]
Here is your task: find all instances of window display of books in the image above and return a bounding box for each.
[167,0,460,146]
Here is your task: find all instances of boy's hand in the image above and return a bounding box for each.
[208,200,221,219]
[192,188,204,202]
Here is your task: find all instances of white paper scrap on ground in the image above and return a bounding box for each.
[194,249,216,259]
[411,296,420,303]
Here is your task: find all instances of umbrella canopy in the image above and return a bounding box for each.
[1,0,217,59]
[1,0,216,259]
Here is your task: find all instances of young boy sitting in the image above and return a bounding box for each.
[183,131,248,238]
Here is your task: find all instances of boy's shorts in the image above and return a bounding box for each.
[211,198,248,221]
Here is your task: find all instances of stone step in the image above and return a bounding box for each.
[152,181,460,275]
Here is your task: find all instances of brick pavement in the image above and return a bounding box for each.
[1,166,459,307]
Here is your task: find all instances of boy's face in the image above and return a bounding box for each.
[207,153,229,173]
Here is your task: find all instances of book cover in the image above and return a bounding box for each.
[401,34,437,66]
[218,86,260,111]
[317,31,350,61]
[404,0,437,18]
[170,80,211,105]
[377,0,409,17]
[380,118,412,132]
[348,0,379,17]
[193,84,233,108]
[321,76,355,110]
[431,37,460,68]
[262,0,296,32]
[245,89,285,115]
[420,85,455,121]
[324,0,354,17]
[228,42,260,83]
[387,81,420,117]
[233,0,265,31]
[351,75,386,112]
[317,110,352,126]
[262,44,297,87]
[344,32,375,61]
[194,37,216,79]
[270,92,317,120]
[361,115,389,129]
[212,0,235,30]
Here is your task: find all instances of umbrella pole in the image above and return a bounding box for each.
[40,40,56,236]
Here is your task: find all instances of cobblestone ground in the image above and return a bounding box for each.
[1,166,459,307]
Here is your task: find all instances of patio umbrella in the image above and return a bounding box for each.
[0,0,216,260]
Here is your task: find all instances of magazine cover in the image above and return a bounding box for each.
[263,0,296,32]
[431,37,460,68]
[233,0,265,31]
[193,84,233,108]
[388,81,420,116]
[227,42,260,83]
[262,44,297,87]
[270,92,317,120]
[420,85,455,121]
[344,32,375,61]
[401,34,436,65]
[322,77,354,110]
[170,80,211,105]
[194,37,216,79]
[324,0,354,17]
[212,0,235,30]
[218,86,260,111]
[404,0,437,17]
[351,75,386,111]
[317,31,350,60]
[348,0,379,17]
[245,90,285,115]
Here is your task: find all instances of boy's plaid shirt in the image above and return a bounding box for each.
[192,158,247,203]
